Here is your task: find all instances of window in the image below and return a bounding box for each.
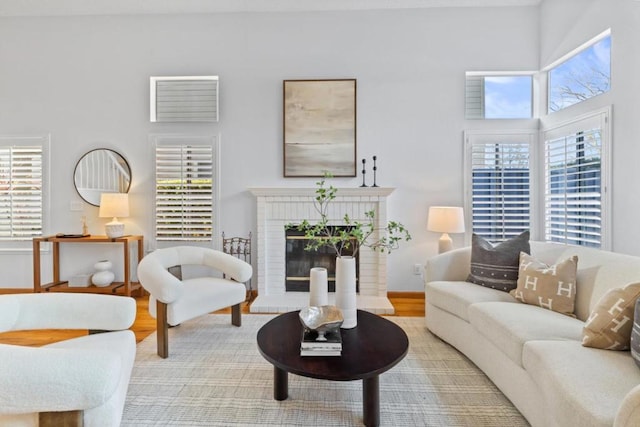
[464,131,534,242]
[548,32,611,113]
[153,135,219,242]
[0,135,49,247]
[543,108,610,248]
[465,73,533,119]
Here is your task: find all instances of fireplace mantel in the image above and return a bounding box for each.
[249,187,395,197]
[249,186,395,314]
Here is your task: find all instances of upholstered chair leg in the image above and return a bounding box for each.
[40,410,83,427]
[232,303,241,327]
[157,300,169,358]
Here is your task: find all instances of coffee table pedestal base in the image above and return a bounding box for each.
[272,367,380,427]
[274,367,288,400]
[363,376,380,427]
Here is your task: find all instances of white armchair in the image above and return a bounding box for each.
[0,293,136,427]
[137,246,252,358]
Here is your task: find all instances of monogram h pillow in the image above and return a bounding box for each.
[467,231,530,292]
[582,282,640,350]
[510,252,578,317]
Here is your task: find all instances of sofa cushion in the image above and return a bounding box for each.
[426,281,517,322]
[582,282,640,350]
[468,301,583,367]
[510,252,578,317]
[467,231,530,292]
[523,340,640,427]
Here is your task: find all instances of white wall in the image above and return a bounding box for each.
[0,7,539,290]
[539,0,640,256]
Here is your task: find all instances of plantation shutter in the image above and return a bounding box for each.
[465,132,532,243]
[465,75,485,119]
[155,142,214,241]
[544,112,607,248]
[0,145,43,240]
[150,76,219,122]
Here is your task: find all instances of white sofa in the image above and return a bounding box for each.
[425,241,640,427]
[0,293,137,427]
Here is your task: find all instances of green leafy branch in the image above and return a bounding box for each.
[287,174,411,257]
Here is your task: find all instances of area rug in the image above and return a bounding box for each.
[122,314,528,426]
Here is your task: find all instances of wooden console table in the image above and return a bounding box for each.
[33,235,144,297]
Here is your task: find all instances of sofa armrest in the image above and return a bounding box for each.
[6,294,135,332]
[0,344,121,414]
[424,246,472,284]
[615,384,640,427]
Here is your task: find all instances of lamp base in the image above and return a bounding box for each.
[105,222,125,239]
[438,233,453,254]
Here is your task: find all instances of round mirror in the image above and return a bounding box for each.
[74,148,131,206]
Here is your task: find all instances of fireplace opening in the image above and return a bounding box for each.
[285,226,360,292]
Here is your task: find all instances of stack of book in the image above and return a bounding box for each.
[300,328,342,356]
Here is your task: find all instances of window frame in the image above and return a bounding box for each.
[0,134,50,252]
[545,30,611,114]
[151,134,220,249]
[465,71,536,120]
[463,130,538,245]
[541,106,612,249]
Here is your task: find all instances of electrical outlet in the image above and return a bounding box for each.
[413,264,422,275]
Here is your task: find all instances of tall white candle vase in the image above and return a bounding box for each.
[335,256,357,328]
[309,267,329,307]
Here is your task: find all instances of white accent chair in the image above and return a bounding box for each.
[0,293,137,427]
[137,246,253,358]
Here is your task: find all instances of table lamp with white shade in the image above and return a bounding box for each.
[99,193,129,238]
[427,206,465,254]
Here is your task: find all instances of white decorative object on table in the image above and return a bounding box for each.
[92,260,115,287]
[309,267,328,307]
[335,256,357,329]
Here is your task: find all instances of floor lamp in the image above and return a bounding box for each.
[427,206,465,254]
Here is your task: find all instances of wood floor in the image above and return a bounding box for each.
[0,291,425,347]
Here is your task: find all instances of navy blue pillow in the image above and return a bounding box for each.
[467,231,530,292]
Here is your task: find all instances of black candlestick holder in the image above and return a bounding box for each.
[372,155,378,187]
[360,158,368,187]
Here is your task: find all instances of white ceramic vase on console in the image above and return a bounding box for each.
[335,256,357,329]
[309,267,328,307]
[92,260,115,287]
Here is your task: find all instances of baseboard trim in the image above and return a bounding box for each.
[1,289,426,300]
[0,288,32,294]
[388,291,425,299]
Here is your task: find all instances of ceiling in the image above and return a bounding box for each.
[0,0,541,17]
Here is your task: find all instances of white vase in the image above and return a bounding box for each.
[309,267,328,307]
[334,256,357,329]
[92,260,114,287]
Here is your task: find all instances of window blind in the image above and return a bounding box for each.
[0,145,43,240]
[544,128,602,247]
[470,141,531,242]
[155,143,213,241]
[150,76,219,123]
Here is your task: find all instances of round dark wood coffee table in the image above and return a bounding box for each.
[256,310,409,427]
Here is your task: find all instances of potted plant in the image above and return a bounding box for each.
[289,174,411,328]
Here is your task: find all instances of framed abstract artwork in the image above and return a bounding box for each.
[283,79,357,177]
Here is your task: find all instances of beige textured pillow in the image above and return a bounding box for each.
[509,252,578,317]
[582,282,640,350]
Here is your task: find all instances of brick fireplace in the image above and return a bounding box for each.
[248,187,395,314]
